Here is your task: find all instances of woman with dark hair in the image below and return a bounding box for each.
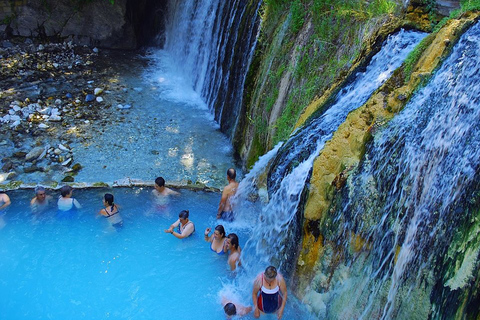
[164,210,195,239]
[99,193,123,229]
[204,225,227,254]
[252,266,288,319]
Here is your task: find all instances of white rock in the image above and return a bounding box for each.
[61,158,72,166]
[12,105,21,112]
[87,80,94,84]
[39,107,51,115]
[48,115,62,122]
[10,120,20,127]
[38,44,44,51]
[55,99,62,105]
[53,63,59,68]
[10,115,20,121]
[54,148,62,155]
[58,144,70,152]
[84,120,90,124]
[75,99,81,104]
[25,147,45,161]
[8,109,15,115]
[38,123,49,129]
[96,97,104,103]
[94,88,103,95]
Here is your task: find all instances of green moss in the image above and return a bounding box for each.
[92,182,110,187]
[403,34,434,82]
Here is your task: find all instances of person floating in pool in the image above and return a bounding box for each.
[252,266,288,319]
[225,233,242,271]
[204,225,227,254]
[164,210,195,239]
[153,176,180,210]
[99,193,123,229]
[30,186,53,214]
[0,190,11,228]
[57,185,82,214]
[222,295,252,318]
[217,168,238,221]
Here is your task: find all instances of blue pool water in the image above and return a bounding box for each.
[0,188,313,320]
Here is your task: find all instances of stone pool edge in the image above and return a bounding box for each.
[0,177,221,193]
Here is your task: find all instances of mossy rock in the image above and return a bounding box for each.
[62,176,74,182]
[71,163,82,172]
[92,182,109,188]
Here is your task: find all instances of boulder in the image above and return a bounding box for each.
[25,147,44,161]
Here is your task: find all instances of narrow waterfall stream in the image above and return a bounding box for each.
[302,21,480,319]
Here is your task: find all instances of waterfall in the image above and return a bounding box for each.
[163,0,262,138]
[316,21,480,319]
[267,29,426,192]
[237,29,426,275]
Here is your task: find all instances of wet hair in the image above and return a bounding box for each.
[60,185,73,197]
[178,210,189,219]
[227,168,236,180]
[155,177,165,187]
[35,186,46,194]
[227,233,239,249]
[104,193,114,211]
[265,266,278,279]
[224,302,237,316]
[215,225,226,238]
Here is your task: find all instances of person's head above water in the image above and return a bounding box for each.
[60,185,73,197]
[178,210,189,220]
[155,177,165,187]
[35,186,46,195]
[215,225,226,238]
[264,265,278,280]
[224,302,236,316]
[227,233,239,250]
[227,168,236,180]
[104,193,114,206]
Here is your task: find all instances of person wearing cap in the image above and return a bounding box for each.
[30,186,52,214]
[252,266,288,319]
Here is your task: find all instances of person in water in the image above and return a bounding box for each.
[217,168,238,221]
[153,177,180,197]
[57,185,81,212]
[164,210,195,239]
[222,296,252,318]
[252,266,288,319]
[204,225,227,254]
[0,190,11,211]
[225,233,241,271]
[0,190,11,228]
[30,186,52,214]
[99,193,123,229]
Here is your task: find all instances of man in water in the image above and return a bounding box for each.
[217,168,238,221]
[225,233,242,271]
[252,266,288,319]
[152,177,180,210]
[30,186,52,214]
[0,190,11,229]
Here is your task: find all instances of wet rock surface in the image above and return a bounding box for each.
[0,38,148,187]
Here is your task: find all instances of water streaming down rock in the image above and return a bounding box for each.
[310,21,480,319]
[163,0,262,138]
[267,29,427,193]
[236,30,426,276]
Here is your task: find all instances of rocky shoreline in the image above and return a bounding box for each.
[0,38,145,190]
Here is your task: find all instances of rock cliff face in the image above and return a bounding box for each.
[0,0,168,49]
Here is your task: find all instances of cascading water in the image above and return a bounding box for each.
[231,29,426,281]
[163,0,262,138]
[267,29,426,192]
[308,21,480,319]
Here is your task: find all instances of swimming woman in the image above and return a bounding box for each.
[164,210,195,239]
[57,185,81,214]
[0,190,11,228]
[252,266,288,319]
[204,225,227,254]
[99,193,123,229]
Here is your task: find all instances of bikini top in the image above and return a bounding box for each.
[210,238,226,255]
[261,274,279,294]
[103,205,119,218]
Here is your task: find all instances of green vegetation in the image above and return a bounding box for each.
[244,0,401,159]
